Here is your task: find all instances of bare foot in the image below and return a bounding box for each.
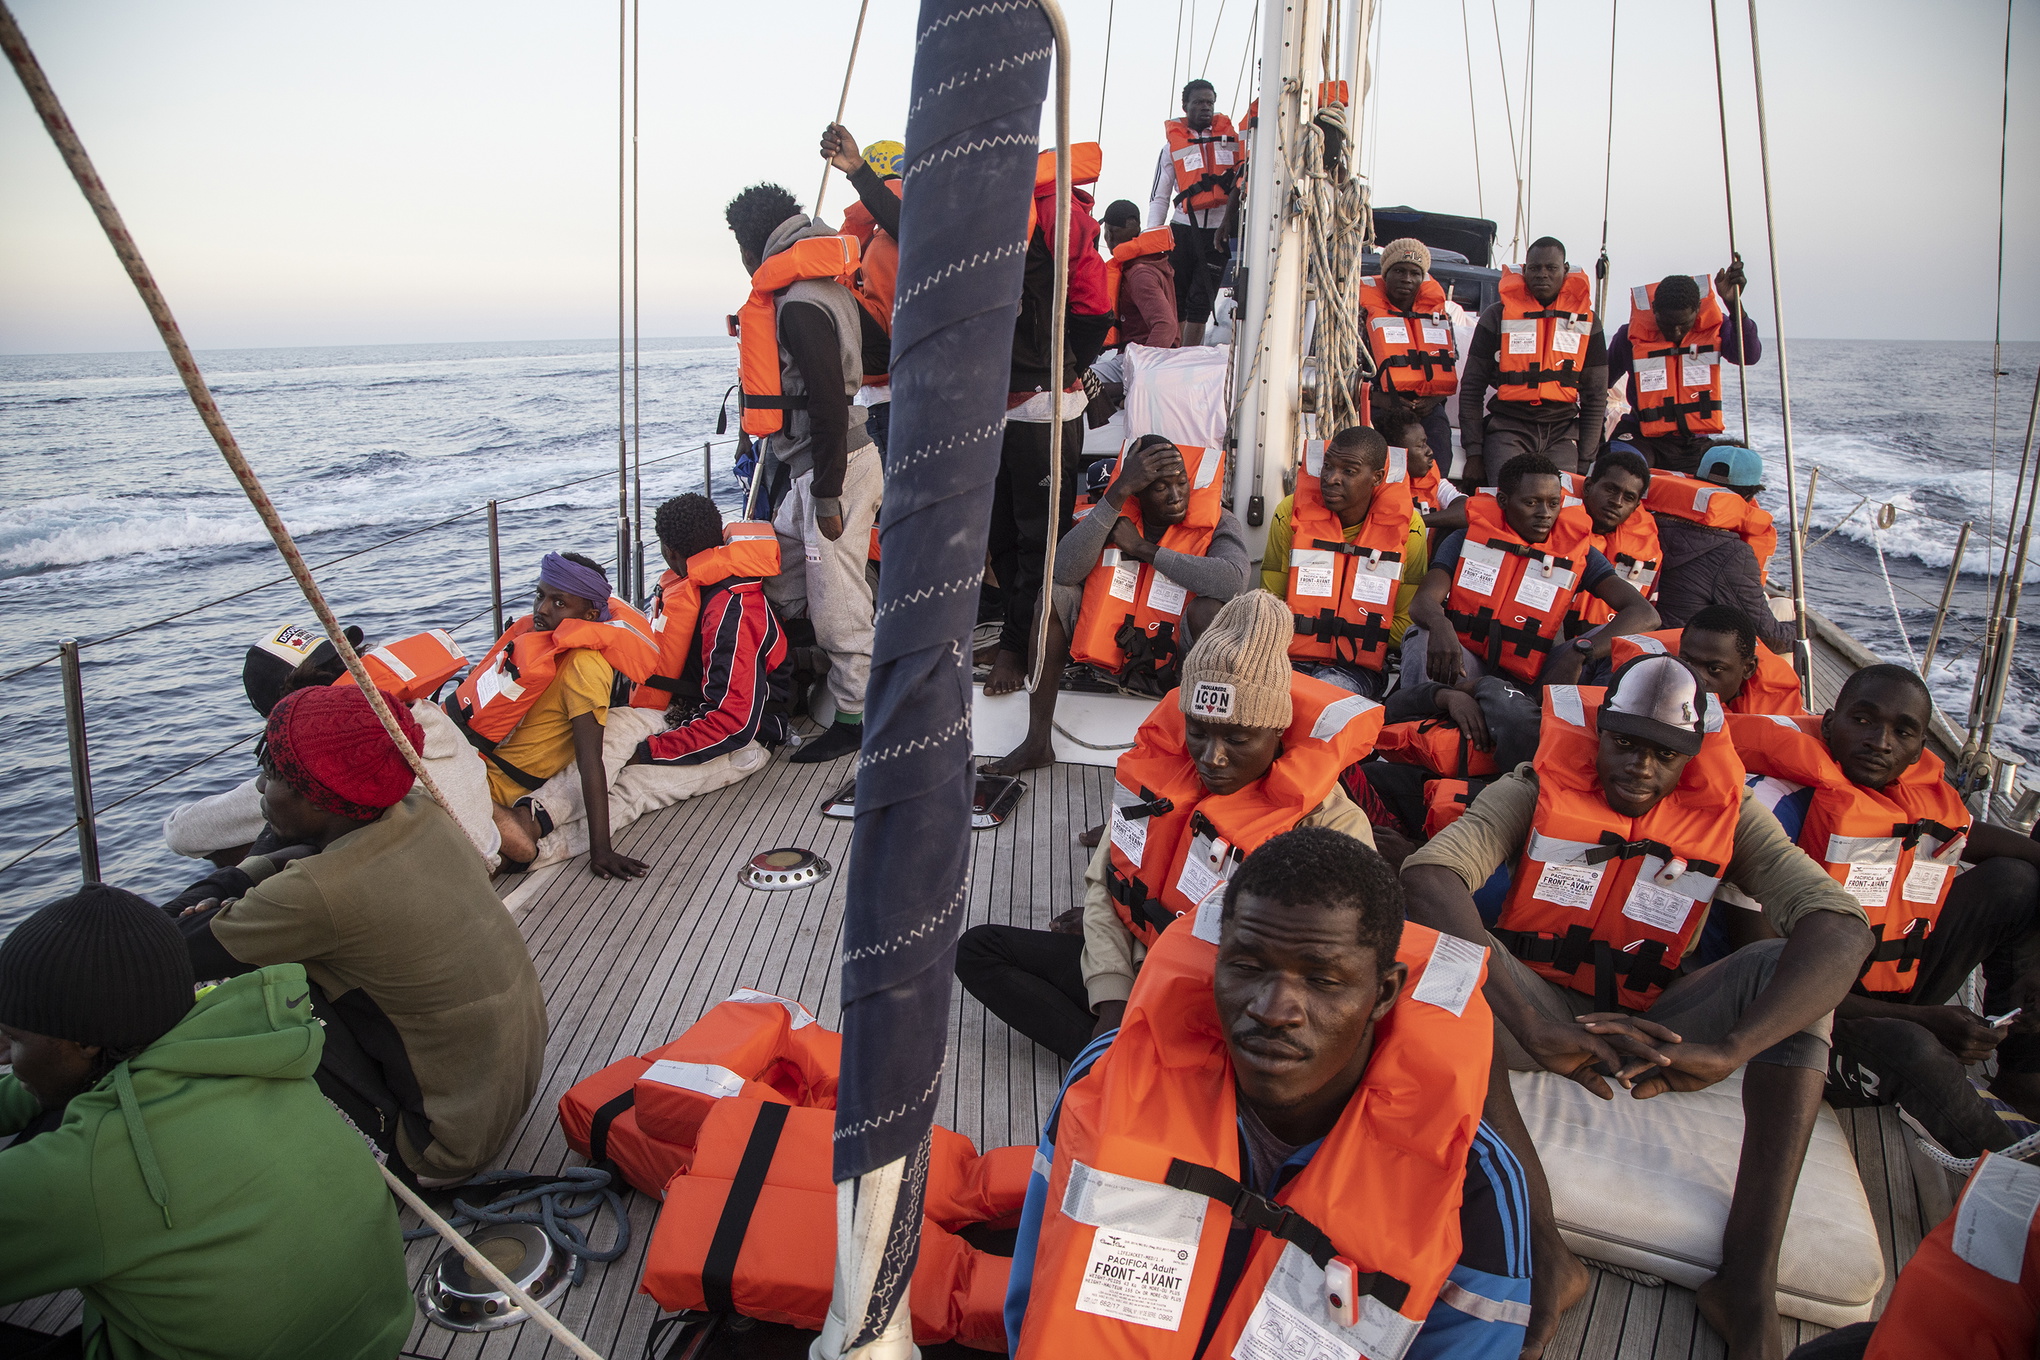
[1696,1273,1785,1360]
[1521,1230,1591,1359]
[983,648,1027,696]
[982,734,1055,775]
[1077,821,1105,848]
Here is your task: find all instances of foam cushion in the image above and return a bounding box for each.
[1511,1068,1885,1326]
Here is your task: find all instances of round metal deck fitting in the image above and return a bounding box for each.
[419,1222,571,1333]
[736,847,832,891]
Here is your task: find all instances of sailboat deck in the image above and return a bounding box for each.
[3,628,1966,1359]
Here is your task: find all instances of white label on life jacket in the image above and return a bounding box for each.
[639,1060,746,1100]
[1146,572,1188,618]
[1533,861,1605,910]
[1351,562,1395,607]
[1410,932,1486,1018]
[1682,355,1715,388]
[1513,573,1560,612]
[475,658,522,710]
[1552,321,1587,355]
[1214,143,1235,167]
[1110,805,1148,868]
[1842,862,1899,907]
[1622,880,1698,934]
[1902,861,1952,904]
[1421,321,1451,347]
[1952,1152,2040,1283]
[1076,1227,1199,1331]
[1180,147,1206,174]
[1232,1291,1361,1360]
[1292,549,1336,599]
[1455,549,1502,598]
[724,988,818,1027]
[1635,356,1670,394]
[1176,852,1229,926]
[1504,320,1538,355]
[1105,549,1141,603]
[1375,318,1411,347]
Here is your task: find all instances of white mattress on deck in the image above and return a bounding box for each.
[1512,1068,1885,1327]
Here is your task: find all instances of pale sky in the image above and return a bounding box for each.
[2,0,2033,353]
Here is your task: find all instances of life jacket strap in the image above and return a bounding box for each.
[1863,919,1934,974]
[701,1101,791,1315]
[1378,349,1454,378]
[1162,1159,1411,1311]
[1499,364,1583,388]
[1107,868,1181,939]
[587,1087,637,1175]
[1172,167,1241,208]
[641,674,686,693]
[1894,818,1964,851]
[1495,927,1677,1009]
[1113,617,1182,694]
[1291,608,1394,653]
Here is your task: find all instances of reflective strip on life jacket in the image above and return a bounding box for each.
[1493,685,1743,1011]
[1727,712,1970,994]
[331,629,468,704]
[1069,443,1225,686]
[1627,276,1725,438]
[1444,495,1599,685]
[1285,439,1417,672]
[1360,276,1459,396]
[1012,921,1489,1359]
[1164,115,1243,213]
[731,235,860,437]
[1495,265,1595,405]
[1864,1153,2040,1360]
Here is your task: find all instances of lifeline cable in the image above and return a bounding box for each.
[1592,0,1617,327]
[1707,0,1751,445]
[813,0,873,221]
[0,1,483,858]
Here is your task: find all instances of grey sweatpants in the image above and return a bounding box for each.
[1480,406,1585,474]
[766,442,883,717]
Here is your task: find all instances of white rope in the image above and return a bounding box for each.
[1916,1128,2040,1177]
[1871,521,1921,674]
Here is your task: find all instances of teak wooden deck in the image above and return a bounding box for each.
[4,627,1965,1359]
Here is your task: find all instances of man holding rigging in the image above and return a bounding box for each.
[1149,78,1243,346]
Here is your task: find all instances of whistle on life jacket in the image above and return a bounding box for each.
[1654,857,1688,887]
[1325,1255,1361,1329]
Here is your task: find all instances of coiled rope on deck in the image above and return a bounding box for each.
[401,1167,630,1287]
[0,1,487,862]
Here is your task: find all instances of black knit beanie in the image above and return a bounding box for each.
[0,884,196,1050]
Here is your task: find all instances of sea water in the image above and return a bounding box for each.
[0,336,2033,930]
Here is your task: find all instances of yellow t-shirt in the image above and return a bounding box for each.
[1259,495,1430,644]
[485,647,614,806]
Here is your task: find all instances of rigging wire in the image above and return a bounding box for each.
[812,0,872,221]
[1363,0,1386,189]
[631,0,643,601]
[1231,0,1260,115]
[1097,0,1115,142]
[1170,0,1185,114]
[1522,0,1535,234]
[1487,0,1524,261]
[1200,0,1230,76]
[1707,0,1752,445]
[1593,0,1617,325]
[1970,0,2018,739]
[616,0,629,600]
[1459,0,1484,222]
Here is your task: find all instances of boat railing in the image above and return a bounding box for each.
[0,434,742,891]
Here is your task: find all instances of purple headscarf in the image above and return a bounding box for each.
[537,553,613,621]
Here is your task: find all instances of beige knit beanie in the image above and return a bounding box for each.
[1178,592,1294,729]
[1379,237,1432,275]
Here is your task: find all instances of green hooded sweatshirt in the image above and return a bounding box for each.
[0,963,412,1359]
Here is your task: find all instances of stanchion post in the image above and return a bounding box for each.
[59,638,100,883]
[1802,466,1820,534]
[703,441,713,499]
[487,500,503,636]
[1920,520,1971,678]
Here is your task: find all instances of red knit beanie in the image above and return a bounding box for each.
[265,685,426,819]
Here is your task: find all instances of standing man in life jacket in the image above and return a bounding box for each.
[1004,828,1535,1359]
[1402,453,1657,771]
[1364,238,1461,462]
[724,183,880,765]
[1261,426,1431,700]
[1459,237,1608,483]
[1612,604,1804,716]
[1568,447,1659,643]
[1607,263,1759,476]
[1652,444,1795,654]
[956,593,1379,1063]
[981,435,1248,775]
[1150,79,1242,346]
[983,148,1115,697]
[818,124,903,454]
[1402,657,1874,1360]
[1732,665,2040,1160]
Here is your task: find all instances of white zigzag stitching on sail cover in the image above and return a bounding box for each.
[917,0,1036,45]
[872,572,983,623]
[856,713,971,769]
[882,420,1003,478]
[840,881,965,965]
[909,45,1053,118]
[833,1066,947,1142]
[904,131,1036,184]
[891,240,1027,309]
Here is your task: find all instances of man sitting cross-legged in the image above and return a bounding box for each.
[983,433,1249,775]
[1402,655,1873,1360]
[958,591,1379,1061]
[1730,664,2040,1160]
[1005,828,1533,1358]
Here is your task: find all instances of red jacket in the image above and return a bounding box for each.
[637,576,791,765]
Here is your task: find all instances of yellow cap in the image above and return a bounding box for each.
[863,140,904,178]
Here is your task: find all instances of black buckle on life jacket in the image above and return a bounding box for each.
[1291,608,1395,656]
[1108,867,1181,938]
[1113,616,1181,695]
[1893,819,1963,851]
[1172,166,1241,208]
[1497,925,1680,1010]
[1161,1160,1410,1313]
[1863,918,1934,975]
[1503,363,1583,387]
[1583,833,1721,880]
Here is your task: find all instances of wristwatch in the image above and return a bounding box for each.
[1572,636,1595,657]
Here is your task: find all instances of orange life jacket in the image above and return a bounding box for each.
[1374,717,1502,778]
[1106,675,1384,947]
[1013,920,1490,1360]
[733,235,861,437]
[1644,469,1777,575]
[1285,440,1418,671]
[1103,226,1178,347]
[1609,629,1804,716]
[1627,277,1725,438]
[1444,495,1600,684]
[841,178,904,349]
[1360,275,1459,396]
[557,989,841,1197]
[1069,443,1226,686]
[1742,501,1778,583]
[1023,141,1105,240]
[1569,509,1661,632]
[1493,685,1744,1011]
[1403,453,1447,512]
[1495,265,1596,406]
[1865,1152,2040,1360]
[331,629,468,703]
[1164,114,1243,213]
[442,599,660,787]
[1729,713,1971,994]
[630,521,781,709]
[1425,776,1495,839]
[642,1097,1024,1350]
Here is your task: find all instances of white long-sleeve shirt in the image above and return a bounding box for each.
[1147,145,1229,230]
